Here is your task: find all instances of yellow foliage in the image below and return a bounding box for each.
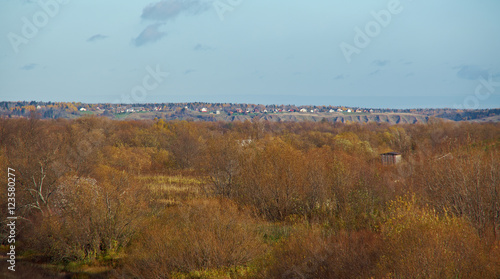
[379,195,493,278]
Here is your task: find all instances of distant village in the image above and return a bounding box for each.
[0,101,497,121]
[109,105,377,115]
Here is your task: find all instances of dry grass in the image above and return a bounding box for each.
[140,175,206,204]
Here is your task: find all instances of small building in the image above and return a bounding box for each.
[200,108,208,113]
[381,152,402,165]
[300,108,307,113]
[79,107,87,111]
[337,108,343,112]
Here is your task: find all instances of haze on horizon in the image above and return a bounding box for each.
[1,0,499,109]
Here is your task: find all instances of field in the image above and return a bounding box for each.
[0,116,499,278]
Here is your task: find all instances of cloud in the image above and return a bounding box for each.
[372,60,390,67]
[133,23,167,46]
[193,43,213,51]
[455,65,489,80]
[333,75,345,80]
[87,34,108,42]
[141,0,210,21]
[20,63,37,71]
[369,70,380,76]
[184,69,196,75]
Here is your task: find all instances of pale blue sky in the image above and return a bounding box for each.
[1,0,499,108]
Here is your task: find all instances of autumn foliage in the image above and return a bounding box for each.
[0,115,499,278]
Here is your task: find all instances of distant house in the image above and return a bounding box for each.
[329,109,335,113]
[369,109,374,113]
[79,107,87,111]
[300,108,307,113]
[200,108,208,113]
[356,109,362,113]
[347,109,352,113]
[381,152,402,165]
[337,108,343,112]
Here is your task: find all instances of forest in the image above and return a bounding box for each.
[0,114,499,278]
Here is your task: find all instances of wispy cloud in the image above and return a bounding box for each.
[87,34,108,42]
[20,63,37,71]
[141,0,210,21]
[369,70,380,76]
[455,65,489,80]
[133,23,166,47]
[333,74,345,80]
[184,69,196,75]
[372,60,390,67]
[193,43,213,51]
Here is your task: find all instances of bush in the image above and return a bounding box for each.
[379,195,495,278]
[124,198,265,278]
[23,171,146,263]
[261,226,382,279]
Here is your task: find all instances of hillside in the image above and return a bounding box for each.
[153,112,432,124]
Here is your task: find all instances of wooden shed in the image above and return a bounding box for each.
[380,152,402,165]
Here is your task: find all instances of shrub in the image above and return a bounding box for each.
[124,198,265,278]
[379,195,494,278]
[261,226,382,279]
[23,171,146,263]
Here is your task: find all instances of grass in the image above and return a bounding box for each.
[112,112,132,119]
[140,175,206,204]
[171,266,258,279]
[79,111,95,115]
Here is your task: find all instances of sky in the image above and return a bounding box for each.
[1,0,499,109]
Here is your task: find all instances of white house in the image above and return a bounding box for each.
[300,108,307,113]
[337,108,343,112]
[200,108,208,113]
[79,107,87,111]
[347,109,352,113]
